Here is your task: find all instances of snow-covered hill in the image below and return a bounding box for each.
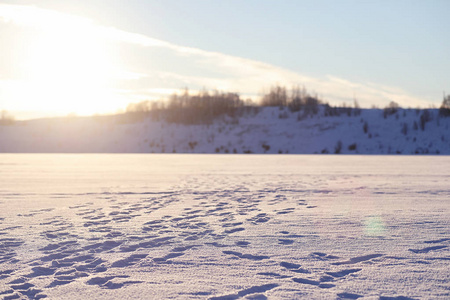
[0,107,449,154]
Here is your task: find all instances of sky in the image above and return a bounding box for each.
[0,0,449,119]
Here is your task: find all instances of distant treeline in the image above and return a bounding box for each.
[125,85,332,124]
[126,89,249,124]
[124,85,450,124]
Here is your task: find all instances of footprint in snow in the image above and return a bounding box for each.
[224,227,245,234]
[280,261,310,274]
[278,239,294,245]
[235,241,250,247]
[223,250,269,261]
[247,213,270,224]
[276,207,295,215]
[332,254,383,265]
[111,253,148,267]
[310,252,340,260]
[292,277,335,289]
[208,283,279,300]
[337,292,363,299]
[408,245,447,254]
[423,238,450,244]
[325,268,362,278]
[86,275,142,290]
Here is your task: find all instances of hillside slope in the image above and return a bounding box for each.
[0,107,449,154]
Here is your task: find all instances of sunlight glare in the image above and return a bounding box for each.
[23,15,120,116]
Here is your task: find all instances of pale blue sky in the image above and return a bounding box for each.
[0,0,449,118]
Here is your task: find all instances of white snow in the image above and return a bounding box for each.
[0,154,449,299]
[0,107,448,154]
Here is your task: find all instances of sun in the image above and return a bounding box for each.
[1,5,150,118]
[23,17,120,116]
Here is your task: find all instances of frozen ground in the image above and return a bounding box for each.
[0,154,449,299]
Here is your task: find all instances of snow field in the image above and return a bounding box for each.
[0,155,449,299]
[0,107,448,154]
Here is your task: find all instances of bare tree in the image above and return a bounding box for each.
[0,110,15,125]
[439,94,450,117]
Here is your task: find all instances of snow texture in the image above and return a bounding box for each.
[0,154,449,299]
[0,107,449,154]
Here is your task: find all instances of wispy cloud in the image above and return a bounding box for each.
[0,4,432,119]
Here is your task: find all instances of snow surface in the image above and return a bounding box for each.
[0,107,449,154]
[0,154,449,299]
